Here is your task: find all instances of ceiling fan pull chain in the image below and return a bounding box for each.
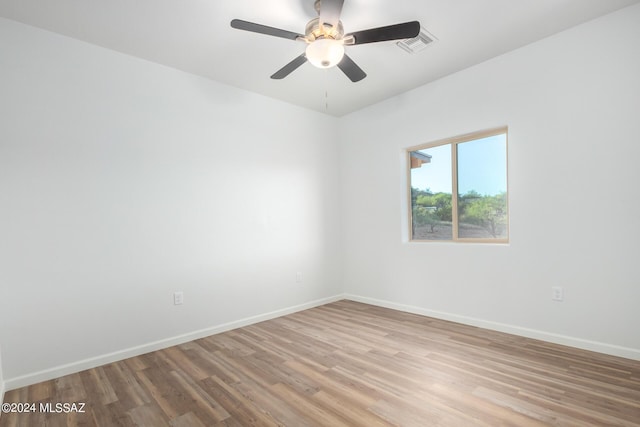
[324,69,329,111]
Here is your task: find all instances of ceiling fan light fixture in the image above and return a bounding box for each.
[305,38,344,69]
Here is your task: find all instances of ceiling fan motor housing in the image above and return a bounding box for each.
[305,18,344,41]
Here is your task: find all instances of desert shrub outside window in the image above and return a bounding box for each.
[408,127,509,243]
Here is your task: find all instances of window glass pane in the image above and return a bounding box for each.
[410,144,452,240]
[456,134,508,239]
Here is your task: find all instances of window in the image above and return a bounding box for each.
[407,127,508,243]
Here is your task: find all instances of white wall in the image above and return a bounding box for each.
[0,345,5,405]
[0,18,343,387]
[339,4,640,359]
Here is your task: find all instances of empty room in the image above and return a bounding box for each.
[1,0,639,426]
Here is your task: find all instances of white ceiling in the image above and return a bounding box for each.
[1,0,638,116]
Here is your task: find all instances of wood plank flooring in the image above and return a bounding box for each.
[1,300,639,426]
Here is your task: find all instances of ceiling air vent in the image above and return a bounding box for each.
[397,28,437,54]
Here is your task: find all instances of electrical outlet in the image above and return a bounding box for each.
[296,272,303,283]
[174,291,184,305]
[551,286,563,302]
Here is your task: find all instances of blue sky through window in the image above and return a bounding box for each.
[411,134,507,196]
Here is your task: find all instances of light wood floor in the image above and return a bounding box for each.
[1,300,639,426]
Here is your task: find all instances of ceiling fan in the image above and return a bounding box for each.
[230,0,420,82]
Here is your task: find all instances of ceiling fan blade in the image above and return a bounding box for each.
[271,54,308,79]
[319,0,344,29]
[346,21,420,45]
[230,19,303,41]
[337,54,366,82]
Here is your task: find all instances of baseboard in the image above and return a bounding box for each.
[8,293,636,391]
[345,294,640,361]
[5,294,346,391]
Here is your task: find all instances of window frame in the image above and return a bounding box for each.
[406,127,509,244]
